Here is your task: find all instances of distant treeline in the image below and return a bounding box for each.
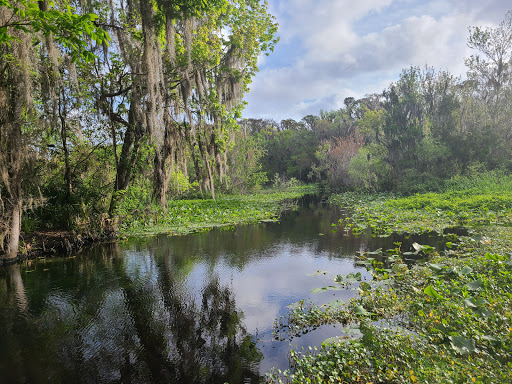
[246,12,512,194]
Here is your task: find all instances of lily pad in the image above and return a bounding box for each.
[427,263,443,272]
[449,336,476,354]
[424,285,445,300]
[324,299,345,309]
[353,305,372,316]
[466,279,484,290]
[311,285,342,293]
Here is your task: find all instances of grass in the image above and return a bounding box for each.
[117,185,318,237]
[267,172,512,383]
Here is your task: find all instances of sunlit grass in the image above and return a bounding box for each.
[118,185,318,237]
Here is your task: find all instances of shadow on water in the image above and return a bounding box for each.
[0,244,262,384]
[0,195,448,383]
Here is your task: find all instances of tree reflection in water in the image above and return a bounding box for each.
[0,244,262,383]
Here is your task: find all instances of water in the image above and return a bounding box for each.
[0,196,443,383]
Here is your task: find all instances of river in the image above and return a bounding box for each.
[0,196,443,383]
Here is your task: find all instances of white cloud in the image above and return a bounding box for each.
[243,0,512,121]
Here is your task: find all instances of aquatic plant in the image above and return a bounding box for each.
[268,179,512,383]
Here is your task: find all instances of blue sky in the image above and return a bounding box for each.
[243,0,511,122]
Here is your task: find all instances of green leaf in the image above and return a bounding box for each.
[359,282,372,291]
[325,299,345,310]
[311,285,342,293]
[460,266,473,275]
[463,298,478,308]
[326,285,343,291]
[391,263,408,274]
[345,272,362,282]
[449,336,476,354]
[322,336,344,345]
[424,285,444,300]
[466,279,484,290]
[353,305,372,316]
[463,297,487,308]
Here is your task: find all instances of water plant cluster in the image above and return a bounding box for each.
[267,172,512,383]
[330,169,512,236]
[118,185,318,237]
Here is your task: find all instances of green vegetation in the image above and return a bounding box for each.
[0,0,278,260]
[246,13,512,195]
[331,169,512,235]
[3,1,512,383]
[268,172,512,383]
[118,186,318,237]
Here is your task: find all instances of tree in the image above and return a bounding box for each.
[225,128,267,193]
[87,0,278,213]
[465,11,512,167]
[0,0,109,261]
[311,134,364,188]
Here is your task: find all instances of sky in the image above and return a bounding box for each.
[242,0,511,122]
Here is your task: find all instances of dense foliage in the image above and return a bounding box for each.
[117,185,317,237]
[0,0,278,260]
[246,12,512,195]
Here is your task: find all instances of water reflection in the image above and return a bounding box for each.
[0,244,261,383]
[0,197,444,383]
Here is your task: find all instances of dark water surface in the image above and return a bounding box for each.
[0,197,442,383]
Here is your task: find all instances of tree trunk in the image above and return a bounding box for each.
[153,108,174,208]
[0,43,28,262]
[108,83,146,216]
[6,198,21,260]
[59,97,72,198]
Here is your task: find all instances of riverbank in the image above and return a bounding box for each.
[2,186,317,265]
[1,231,115,266]
[268,179,512,383]
[117,185,318,238]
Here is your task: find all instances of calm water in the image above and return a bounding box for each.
[0,197,442,383]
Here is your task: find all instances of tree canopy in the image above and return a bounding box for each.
[0,0,278,260]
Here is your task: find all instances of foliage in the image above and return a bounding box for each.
[330,171,512,235]
[347,144,392,192]
[0,0,109,61]
[225,128,268,193]
[271,174,300,190]
[117,185,318,237]
[257,126,319,182]
[311,134,364,189]
[251,11,512,194]
[0,0,110,258]
[0,0,280,259]
[28,144,116,233]
[268,180,512,383]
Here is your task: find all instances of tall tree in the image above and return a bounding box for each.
[88,0,277,213]
[0,0,109,261]
[465,11,512,166]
